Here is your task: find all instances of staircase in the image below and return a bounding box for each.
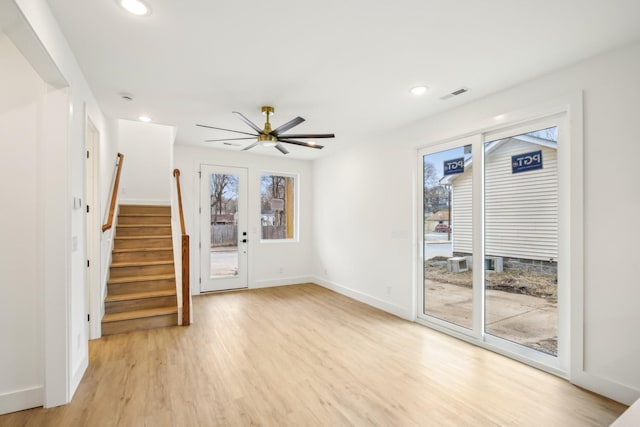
[102,204,178,335]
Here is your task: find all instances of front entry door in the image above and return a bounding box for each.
[200,165,248,292]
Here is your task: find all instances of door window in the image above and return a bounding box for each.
[200,165,248,292]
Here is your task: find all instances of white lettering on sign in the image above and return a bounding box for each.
[444,157,465,175]
[512,150,543,174]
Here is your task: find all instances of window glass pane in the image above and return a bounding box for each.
[261,174,295,240]
[483,126,558,356]
[423,145,473,329]
[210,173,239,277]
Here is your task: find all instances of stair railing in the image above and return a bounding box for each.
[173,169,190,326]
[102,153,124,232]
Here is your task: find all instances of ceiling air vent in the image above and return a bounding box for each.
[440,87,470,100]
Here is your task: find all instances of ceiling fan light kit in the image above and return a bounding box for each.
[258,134,278,147]
[197,105,334,155]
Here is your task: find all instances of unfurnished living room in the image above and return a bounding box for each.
[1,0,639,426]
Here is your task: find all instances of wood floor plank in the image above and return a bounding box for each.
[0,284,626,426]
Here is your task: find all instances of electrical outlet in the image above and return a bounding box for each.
[386,286,392,296]
[279,267,284,274]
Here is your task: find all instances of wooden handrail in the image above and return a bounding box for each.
[173,168,190,326]
[181,235,190,326]
[173,169,186,235]
[102,153,124,232]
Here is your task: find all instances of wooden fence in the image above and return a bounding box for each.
[211,224,289,245]
[211,224,237,247]
[262,225,287,240]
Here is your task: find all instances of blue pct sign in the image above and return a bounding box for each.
[444,157,465,176]
[512,150,543,174]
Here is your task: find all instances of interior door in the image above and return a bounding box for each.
[200,165,248,292]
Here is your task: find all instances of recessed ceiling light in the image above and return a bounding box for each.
[119,0,151,16]
[410,86,428,96]
[138,115,152,122]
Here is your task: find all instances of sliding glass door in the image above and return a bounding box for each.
[422,140,474,331]
[419,117,566,372]
[483,125,559,359]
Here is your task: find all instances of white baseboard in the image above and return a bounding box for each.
[572,370,640,406]
[311,276,413,321]
[611,397,640,426]
[251,276,314,289]
[68,355,88,403]
[0,386,43,415]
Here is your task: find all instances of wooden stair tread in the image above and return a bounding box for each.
[114,235,172,240]
[108,273,175,284]
[119,213,171,217]
[111,260,174,268]
[117,224,171,228]
[105,289,176,303]
[102,306,178,323]
[112,247,173,253]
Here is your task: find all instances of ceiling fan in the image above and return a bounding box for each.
[196,105,335,155]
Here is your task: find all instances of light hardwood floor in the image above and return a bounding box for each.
[0,284,626,426]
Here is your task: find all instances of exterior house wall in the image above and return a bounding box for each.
[451,168,473,254]
[485,140,558,261]
[451,139,558,261]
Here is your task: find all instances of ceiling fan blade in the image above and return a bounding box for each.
[275,143,289,155]
[271,116,305,136]
[232,111,264,134]
[196,124,257,137]
[205,137,257,142]
[278,138,324,149]
[242,142,259,151]
[274,133,335,139]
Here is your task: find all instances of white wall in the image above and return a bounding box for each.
[118,119,174,205]
[0,32,45,414]
[173,146,313,293]
[312,39,640,404]
[312,143,416,319]
[6,0,118,409]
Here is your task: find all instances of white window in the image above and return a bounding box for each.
[260,173,296,240]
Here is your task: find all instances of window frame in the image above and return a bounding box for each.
[259,171,299,243]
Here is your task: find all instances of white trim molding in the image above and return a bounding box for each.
[0,386,43,415]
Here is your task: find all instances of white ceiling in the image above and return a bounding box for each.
[46,0,640,159]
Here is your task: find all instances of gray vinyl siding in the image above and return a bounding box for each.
[451,139,558,261]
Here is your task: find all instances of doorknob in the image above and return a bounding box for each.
[242,239,247,243]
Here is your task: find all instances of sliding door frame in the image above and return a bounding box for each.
[416,93,583,379]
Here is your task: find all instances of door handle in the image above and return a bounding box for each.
[242,239,247,243]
